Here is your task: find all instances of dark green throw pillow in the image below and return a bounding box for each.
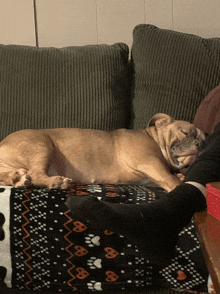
[0,43,131,141]
[131,24,220,129]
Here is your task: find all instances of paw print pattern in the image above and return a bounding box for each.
[87,257,102,269]
[85,234,100,247]
[87,280,102,291]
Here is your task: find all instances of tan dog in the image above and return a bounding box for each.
[0,113,205,192]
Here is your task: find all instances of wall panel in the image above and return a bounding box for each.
[36,0,97,47]
[96,0,145,47]
[35,0,220,48]
[1,0,220,47]
[144,0,173,30]
[173,0,220,37]
[0,0,35,46]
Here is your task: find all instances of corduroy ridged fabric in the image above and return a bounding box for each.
[0,43,131,141]
[131,24,220,129]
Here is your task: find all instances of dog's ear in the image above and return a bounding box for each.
[196,128,206,141]
[148,113,174,128]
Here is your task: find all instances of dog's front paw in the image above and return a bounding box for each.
[49,176,74,189]
[176,173,185,182]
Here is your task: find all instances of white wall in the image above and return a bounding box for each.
[0,0,36,46]
[0,0,220,48]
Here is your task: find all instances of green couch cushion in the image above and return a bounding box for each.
[131,24,220,129]
[0,43,131,140]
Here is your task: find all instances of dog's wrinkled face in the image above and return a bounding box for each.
[164,121,205,169]
[169,126,204,169]
[148,113,206,170]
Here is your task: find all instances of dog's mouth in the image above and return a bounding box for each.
[169,137,202,168]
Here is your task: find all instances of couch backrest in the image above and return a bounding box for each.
[0,43,131,141]
[130,24,220,129]
[1,24,220,141]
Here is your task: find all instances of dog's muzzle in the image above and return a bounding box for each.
[170,137,203,167]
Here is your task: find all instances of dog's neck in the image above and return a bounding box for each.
[145,126,172,167]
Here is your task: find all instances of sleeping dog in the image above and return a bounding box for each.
[0,113,205,192]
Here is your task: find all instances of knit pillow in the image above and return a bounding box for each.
[0,43,131,140]
[131,24,220,129]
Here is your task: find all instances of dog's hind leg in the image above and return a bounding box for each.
[30,173,73,189]
[27,152,73,189]
[28,166,74,189]
[0,129,73,189]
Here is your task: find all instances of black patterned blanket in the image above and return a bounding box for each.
[0,184,209,293]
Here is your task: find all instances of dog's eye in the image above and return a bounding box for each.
[181,130,188,136]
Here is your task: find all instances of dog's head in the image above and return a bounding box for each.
[148,113,205,170]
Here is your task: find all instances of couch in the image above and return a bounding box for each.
[0,24,220,294]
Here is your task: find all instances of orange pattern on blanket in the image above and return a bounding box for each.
[22,189,32,290]
[177,270,187,281]
[105,270,119,282]
[104,247,119,259]
[76,267,89,279]
[106,191,120,197]
[64,210,76,288]
[73,221,87,232]
[74,245,88,257]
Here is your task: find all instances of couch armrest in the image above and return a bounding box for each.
[194,210,220,293]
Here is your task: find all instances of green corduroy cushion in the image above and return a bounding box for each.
[0,43,131,141]
[131,24,220,129]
